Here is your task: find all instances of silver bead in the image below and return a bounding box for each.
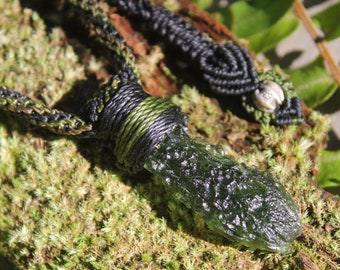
[253,80,285,113]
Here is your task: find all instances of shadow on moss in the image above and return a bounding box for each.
[0,0,339,269]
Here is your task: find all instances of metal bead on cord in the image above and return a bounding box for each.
[110,0,304,126]
[0,0,304,252]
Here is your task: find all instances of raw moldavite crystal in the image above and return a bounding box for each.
[144,127,302,253]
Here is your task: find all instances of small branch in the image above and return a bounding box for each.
[293,0,340,86]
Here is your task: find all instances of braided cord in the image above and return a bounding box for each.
[63,1,188,171]
[0,1,303,251]
[0,0,188,171]
[110,0,259,95]
[0,86,92,135]
[68,0,140,79]
[109,0,153,19]
[79,69,186,172]
[111,0,304,126]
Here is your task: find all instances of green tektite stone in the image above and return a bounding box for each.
[144,127,302,253]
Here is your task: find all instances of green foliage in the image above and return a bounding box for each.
[315,150,340,188]
[192,0,340,193]
[192,0,213,10]
[227,0,294,36]
[202,0,298,53]
[193,0,340,108]
[0,0,339,268]
[312,2,340,41]
[247,11,299,54]
[287,58,338,108]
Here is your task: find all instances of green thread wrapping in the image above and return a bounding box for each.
[0,0,305,255]
[114,97,175,169]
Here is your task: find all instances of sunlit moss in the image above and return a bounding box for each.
[0,0,85,107]
[0,0,338,269]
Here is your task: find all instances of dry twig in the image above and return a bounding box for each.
[294,0,340,86]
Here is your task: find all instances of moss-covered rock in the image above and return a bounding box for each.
[0,0,338,269]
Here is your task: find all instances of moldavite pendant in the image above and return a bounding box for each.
[144,127,302,253]
[0,0,303,254]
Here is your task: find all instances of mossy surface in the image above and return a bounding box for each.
[0,1,339,269]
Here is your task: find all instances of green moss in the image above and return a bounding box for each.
[171,85,224,144]
[0,0,85,107]
[0,0,339,269]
